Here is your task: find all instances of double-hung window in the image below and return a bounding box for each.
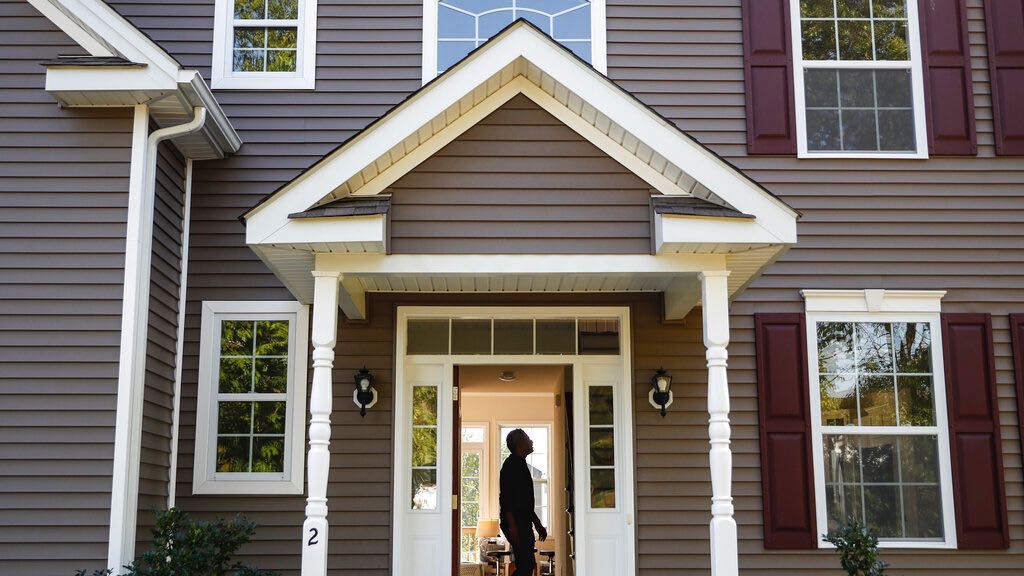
[211,0,318,89]
[804,290,956,547]
[791,0,928,157]
[423,0,607,82]
[193,301,309,494]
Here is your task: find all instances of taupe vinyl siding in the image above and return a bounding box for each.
[388,95,653,254]
[97,0,1024,573]
[0,1,133,572]
[135,142,188,553]
[608,0,1024,574]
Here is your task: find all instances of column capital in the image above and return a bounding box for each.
[698,269,730,281]
[311,270,341,279]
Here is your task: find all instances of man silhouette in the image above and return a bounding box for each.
[499,428,547,576]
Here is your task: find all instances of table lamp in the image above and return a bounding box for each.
[476,518,500,541]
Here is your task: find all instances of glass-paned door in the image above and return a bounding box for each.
[460,449,482,562]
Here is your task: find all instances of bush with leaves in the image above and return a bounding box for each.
[823,521,888,576]
[76,508,278,576]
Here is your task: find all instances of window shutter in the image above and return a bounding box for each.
[1011,314,1024,444]
[918,0,977,155]
[984,0,1024,155]
[754,313,816,549]
[741,0,797,155]
[940,313,1009,549]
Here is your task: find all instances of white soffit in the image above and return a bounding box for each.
[243,21,798,248]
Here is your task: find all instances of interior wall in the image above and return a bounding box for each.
[460,365,566,575]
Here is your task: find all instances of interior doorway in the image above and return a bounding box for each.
[453,365,573,576]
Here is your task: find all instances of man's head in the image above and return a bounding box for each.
[505,428,534,458]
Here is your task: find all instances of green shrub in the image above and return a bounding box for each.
[823,521,888,576]
[76,508,278,576]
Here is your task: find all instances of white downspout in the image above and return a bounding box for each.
[108,107,208,571]
[166,158,194,509]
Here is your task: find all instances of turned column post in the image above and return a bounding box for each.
[302,271,340,576]
[700,270,738,576]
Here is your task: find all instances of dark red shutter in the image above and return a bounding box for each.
[754,313,816,548]
[940,313,1009,549]
[1011,314,1024,444]
[741,0,797,155]
[918,0,977,155]
[985,0,1024,155]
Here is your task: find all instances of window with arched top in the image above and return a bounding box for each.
[423,0,607,82]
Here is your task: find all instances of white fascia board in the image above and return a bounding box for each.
[313,253,726,275]
[52,0,180,80]
[25,0,117,56]
[801,289,946,314]
[244,29,532,233]
[256,214,387,247]
[511,28,798,232]
[45,66,177,96]
[654,214,795,253]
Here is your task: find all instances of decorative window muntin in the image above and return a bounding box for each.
[411,385,440,510]
[808,314,956,546]
[587,386,616,509]
[211,0,317,89]
[406,317,620,356]
[791,0,927,157]
[194,301,308,495]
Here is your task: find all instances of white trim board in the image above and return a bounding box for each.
[193,301,310,495]
[788,0,929,159]
[803,291,957,549]
[392,306,636,576]
[244,22,797,245]
[210,0,318,90]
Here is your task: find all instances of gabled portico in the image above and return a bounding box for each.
[242,20,798,576]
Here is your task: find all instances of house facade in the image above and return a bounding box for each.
[1,0,1022,575]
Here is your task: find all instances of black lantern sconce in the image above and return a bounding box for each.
[648,368,673,417]
[352,367,378,417]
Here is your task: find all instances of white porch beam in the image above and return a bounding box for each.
[314,253,726,275]
[664,276,701,321]
[339,276,367,320]
[700,270,738,576]
[302,271,341,576]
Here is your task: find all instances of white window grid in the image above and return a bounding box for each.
[412,385,441,510]
[806,312,957,548]
[421,0,608,83]
[789,0,929,158]
[211,0,317,89]
[587,384,615,510]
[193,301,308,495]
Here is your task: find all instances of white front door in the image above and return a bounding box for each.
[392,308,636,576]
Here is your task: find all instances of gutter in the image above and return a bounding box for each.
[108,106,208,571]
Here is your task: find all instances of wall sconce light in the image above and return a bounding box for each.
[353,367,378,417]
[649,368,673,417]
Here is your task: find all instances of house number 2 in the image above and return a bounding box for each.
[307,527,319,546]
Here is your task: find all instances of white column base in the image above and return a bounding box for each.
[301,517,329,575]
[710,516,738,576]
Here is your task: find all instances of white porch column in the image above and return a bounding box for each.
[700,270,738,576]
[302,270,341,576]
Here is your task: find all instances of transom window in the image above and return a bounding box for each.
[809,315,956,546]
[424,0,607,81]
[211,0,317,89]
[792,0,927,157]
[193,301,309,495]
[406,317,620,356]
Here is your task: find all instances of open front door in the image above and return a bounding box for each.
[451,367,461,576]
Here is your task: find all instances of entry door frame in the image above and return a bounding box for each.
[392,306,637,576]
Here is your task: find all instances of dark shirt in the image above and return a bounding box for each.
[499,454,535,536]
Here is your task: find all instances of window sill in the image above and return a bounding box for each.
[211,75,315,90]
[192,476,304,496]
[796,150,929,160]
[818,540,956,550]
